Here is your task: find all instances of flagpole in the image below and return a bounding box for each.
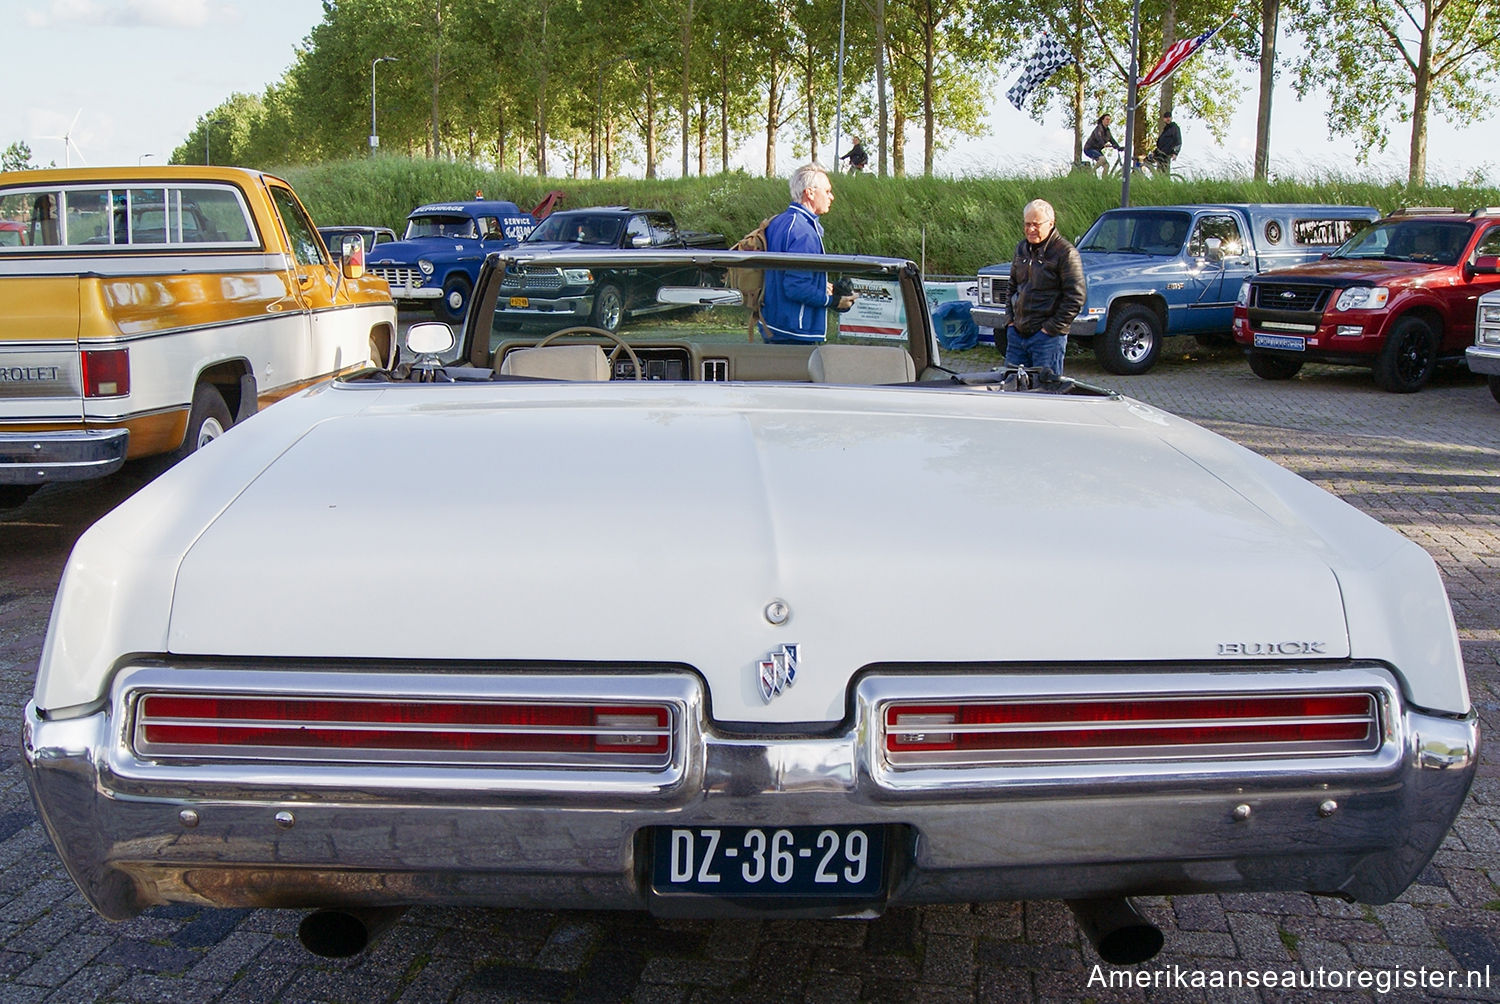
[1122,0,1140,208]
[834,0,847,170]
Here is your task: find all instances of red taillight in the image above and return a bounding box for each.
[885,693,1378,763]
[82,348,130,398]
[136,694,672,760]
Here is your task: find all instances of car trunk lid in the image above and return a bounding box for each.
[167,386,1357,724]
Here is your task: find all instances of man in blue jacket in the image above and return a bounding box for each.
[760,163,854,343]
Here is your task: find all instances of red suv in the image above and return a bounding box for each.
[1233,209,1500,391]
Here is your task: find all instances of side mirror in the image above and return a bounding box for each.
[341,236,366,278]
[630,233,651,248]
[1473,255,1500,275]
[406,321,456,356]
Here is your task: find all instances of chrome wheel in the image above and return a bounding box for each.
[1119,318,1156,364]
[592,284,624,332]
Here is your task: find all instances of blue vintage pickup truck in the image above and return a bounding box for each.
[368,199,537,322]
[973,203,1379,374]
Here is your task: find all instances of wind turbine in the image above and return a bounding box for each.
[41,110,87,167]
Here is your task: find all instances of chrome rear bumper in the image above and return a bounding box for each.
[0,428,129,485]
[23,663,1477,921]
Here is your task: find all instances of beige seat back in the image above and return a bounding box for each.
[498,345,611,381]
[807,344,916,385]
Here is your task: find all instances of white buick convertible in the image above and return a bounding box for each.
[23,249,1477,964]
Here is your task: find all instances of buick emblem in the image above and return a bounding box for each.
[758,643,800,703]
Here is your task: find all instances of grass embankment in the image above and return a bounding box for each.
[282,157,1500,277]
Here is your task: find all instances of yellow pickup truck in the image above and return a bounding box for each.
[0,166,396,507]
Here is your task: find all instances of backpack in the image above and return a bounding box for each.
[727,217,772,341]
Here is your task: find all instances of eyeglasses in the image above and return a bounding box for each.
[1023,220,1049,230]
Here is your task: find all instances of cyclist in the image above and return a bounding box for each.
[1083,114,1123,170]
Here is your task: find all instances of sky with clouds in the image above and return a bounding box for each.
[2,0,1495,184]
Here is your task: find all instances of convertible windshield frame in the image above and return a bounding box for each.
[460,248,926,371]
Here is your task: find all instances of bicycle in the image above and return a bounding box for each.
[1071,150,1122,179]
[1134,150,1177,179]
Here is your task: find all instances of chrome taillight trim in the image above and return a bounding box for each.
[883,692,1379,766]
[111,666,697,787]
[860,666,1402,785]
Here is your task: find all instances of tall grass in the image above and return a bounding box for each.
[281,157,1500,276]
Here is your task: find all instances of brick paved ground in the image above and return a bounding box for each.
[2,341,1498,1003]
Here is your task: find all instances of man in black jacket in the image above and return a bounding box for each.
[1142,113,1182,172]
[1005,199,1086,374]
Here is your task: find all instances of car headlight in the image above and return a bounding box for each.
[1236,280,1251,307]
[1335,286,1389,310]
[417,259,435,276]
[562,268,594,284]
[1480,303,1500,344]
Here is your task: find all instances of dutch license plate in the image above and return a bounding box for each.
[509,296,529,308]
[1254,332,1306,352]
[651,825,886,898]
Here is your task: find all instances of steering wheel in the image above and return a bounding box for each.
[533,326,645,380]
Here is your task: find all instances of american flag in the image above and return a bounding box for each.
[1137,23,1224,89]
[1007,34,1075,110]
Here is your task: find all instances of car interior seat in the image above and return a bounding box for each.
[497,344,612,381]
[807,344,917,385]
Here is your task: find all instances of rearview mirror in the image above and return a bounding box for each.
[1474,255,1500,275]
[657,286,744,306]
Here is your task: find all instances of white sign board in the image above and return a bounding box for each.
[836,277,906,340]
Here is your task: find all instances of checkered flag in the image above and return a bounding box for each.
[1007,34,1075,110]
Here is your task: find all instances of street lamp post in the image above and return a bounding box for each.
[204,118,223,165]
[138,154,153,166]
[370,56,398,153]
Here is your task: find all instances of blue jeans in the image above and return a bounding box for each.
[1005,325,1066,373]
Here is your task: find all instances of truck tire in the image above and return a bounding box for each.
[1490,374,1500,405]
[175,383,233,461]
[591,283,624,332]
[1372,316,1438,393]
[435,274,472,324]
[1096,305,1162,375]
[1247,351,1304,380]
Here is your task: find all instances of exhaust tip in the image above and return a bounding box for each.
[1066,897,1165,966]
[298,906,408,958]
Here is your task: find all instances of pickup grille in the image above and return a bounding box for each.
[502,268,565,293]
[1253,283,1331,312]
[371,265,424,288]
[978,274,1009,307]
